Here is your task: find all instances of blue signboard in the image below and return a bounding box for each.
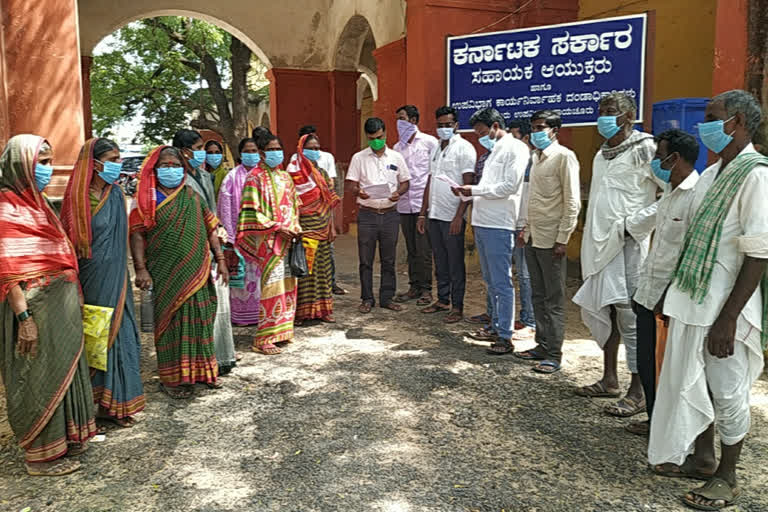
[446,14,648,129]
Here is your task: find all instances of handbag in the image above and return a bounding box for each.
[289,238,309,278]
[82,304,114,371]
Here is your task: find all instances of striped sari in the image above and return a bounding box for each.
[0,135,97,464]
[237,163,301,348]
[130,182,219,387]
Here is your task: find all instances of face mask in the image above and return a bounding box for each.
[368,138,386,152]
[478,135,495,151]
[34,163,54,192]
[97,160,123,184]
[156,167,184,188]
[397,119,417,143]
[698,116,735,154]
[188,150,206,169]
[303,149,321,162]
[531,130,553,150]
[650,154,676,183]
[437,127,455,141]
[241,152,260,168]
[597,114,624,139]
[264,150,284,168]
[206,154,223,168]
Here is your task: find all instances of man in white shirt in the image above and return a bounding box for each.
[393,105,439,306]
[624,129,700,437]
[417,106,476,323]
[649,90,768,510]
[572,93,663,416]
[516,110,580,374]
[345,117,411,313]
[455,108,529,354]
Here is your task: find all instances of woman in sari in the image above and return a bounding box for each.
[129,146,229,399]
[286,134,340,324]
[237,133,301,355]
[0,134,97,476]
[205,140,230,196]
[218,137,261,326]
[60,138,145,427]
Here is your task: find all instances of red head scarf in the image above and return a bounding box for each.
[290,135,339,210]
[60,138,98,258]
[130,145,181,231]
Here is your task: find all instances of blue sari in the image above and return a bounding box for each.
[79,186,145,418]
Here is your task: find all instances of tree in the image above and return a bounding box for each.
[91,17,265,158]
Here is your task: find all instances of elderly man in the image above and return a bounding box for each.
[649,90,768,510]
[572,93,663,416]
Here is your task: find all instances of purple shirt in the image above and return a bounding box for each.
[394,129,439,214]
[217,164,252,244]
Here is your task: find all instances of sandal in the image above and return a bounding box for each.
[332,285,348,295]
[66,442,89,457]
[487,340,514,355]
[26,458,81,477]
[653,458,716,481]
[443,310,463,324]
[574,381,621,398]
[97,415,137,428]
[394,289,419,303]
[320,315,336,323]
[466,327,498,341]
[514,348,546,361]
[625,420,650,436]
[382,302,404,312]
[205,381,224,389]
[358,302,373,314]
[683,477,741,510]
[532,360,561,374]
[604,396,647,417]
[421,302,451,314]
[255,343,282,355]
[466,313,491,325]
[416,294,433,306]
[160,383,194,399]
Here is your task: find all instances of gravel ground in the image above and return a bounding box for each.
[1,234,767,512]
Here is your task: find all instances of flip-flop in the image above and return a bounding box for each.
[514,348,546,361]
[97,415,137,428]
[443,311,463,324]
[466,327,497,341]
[255,343,282,355]
[625,420,650,436]
[382,302,404,312]
[466,313,491,325]
[486,341,514,355]
[66,442,89,457]
[358,302,373,314]
[604,396,647,417]
[416,295,433,306]
[653,460,715,481]
[682,477,741,510]
[574,381,622,398]
[160,383,194,399]
[26,459,81,477]
[532,360,561,374]
[394,290,419,303]
[421,302,450,314]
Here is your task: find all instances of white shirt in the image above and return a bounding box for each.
[345,146,410,209]
[633,170,700,310]
[581,141,663,279]
[394,129,439,214]
[470,133,529,230]
[289,150,337,179]
[428,134,477,222]
[665,144,768,329]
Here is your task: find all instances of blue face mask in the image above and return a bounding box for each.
[303,149,321,162]
[698,116,735,154]
[437,128,455,141]
[597,114,624,139]
[206,154,223,168]
[34,163,54,192]
[650,154,675,183]
[156,167,185,188]
[531,130,553,150]
[189,150,206,169]
[98,160,123,184]
[478,135,495,151]
[241,152,260,168]
[264,150,284,168]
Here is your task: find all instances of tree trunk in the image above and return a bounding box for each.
[230,38,252,152]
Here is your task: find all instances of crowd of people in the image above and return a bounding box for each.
[0,88,765,510]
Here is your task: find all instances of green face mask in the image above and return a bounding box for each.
[368,138,386,151]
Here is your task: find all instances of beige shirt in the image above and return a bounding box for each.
[525,141,581,248]
[346,146,410,209]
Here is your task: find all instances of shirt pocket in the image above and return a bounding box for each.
[660,217,687,249]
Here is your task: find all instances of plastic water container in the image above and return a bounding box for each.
[140,288,154,333]
[652,98,710,173]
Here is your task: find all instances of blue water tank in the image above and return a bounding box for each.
[651,98,710,173]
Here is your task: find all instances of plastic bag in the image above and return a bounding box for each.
[301,238,320,274]
[289,239,309,278]
[82,304,114,371]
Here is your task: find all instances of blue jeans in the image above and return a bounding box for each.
[513,232,535,328]
[474,226,516,341]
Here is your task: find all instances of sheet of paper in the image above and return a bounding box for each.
[436,175,473,202]
[363,183,392,200]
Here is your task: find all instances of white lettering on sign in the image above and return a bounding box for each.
[452,35,541,66]
[550,24,633,56]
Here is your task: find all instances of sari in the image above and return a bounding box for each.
[60,138,145,419]
[237,162,301,348]
[218,164,261,325]
[0,134,97,463]
[129,146,219,387]
[286,136,340,321]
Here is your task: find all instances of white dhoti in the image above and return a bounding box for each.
[573,238,642,372]
[648,316,764,466]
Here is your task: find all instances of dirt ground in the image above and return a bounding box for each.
[1,233,768,512]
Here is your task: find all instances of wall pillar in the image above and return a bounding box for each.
[372,39,407,147]
[712,0,748,95]
[81,55,93,140]
[1,0,84,164]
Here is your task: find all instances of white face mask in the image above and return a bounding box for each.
[437,127,455,141]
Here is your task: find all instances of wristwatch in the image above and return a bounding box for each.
[16,310,32,322]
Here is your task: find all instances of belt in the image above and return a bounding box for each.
[359,205,397,215]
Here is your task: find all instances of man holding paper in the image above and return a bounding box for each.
[417,106,476,323]
[345,117,411,314]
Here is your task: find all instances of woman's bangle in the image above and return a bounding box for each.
[215,254,225,261]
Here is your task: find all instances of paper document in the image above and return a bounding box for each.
[436,175,473,202]
[363,183,392,200]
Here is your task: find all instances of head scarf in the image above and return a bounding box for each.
[131,145,182,231]
[290,134,339,210]
[0,134,78,298]
[60,138,99,258]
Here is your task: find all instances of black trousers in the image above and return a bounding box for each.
[635,303,657,419]
[400,213,432,293]
[357,209,400,306]
[428,218,466,309]
[526,243,567,362]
